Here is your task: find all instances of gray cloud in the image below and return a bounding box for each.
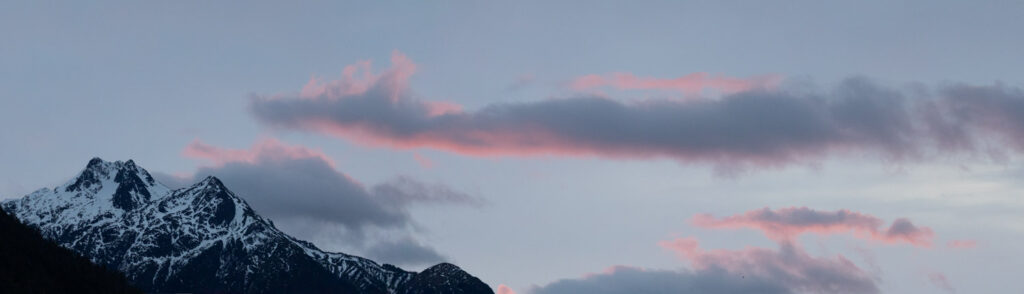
[153,141,480,266]
[658,238,880,294]
[156,158,479,234]
[530,266,792,294]
[932,83,1024,152]
[372,176,485,208]
[251,72,1024,171]
[364,237,448,268]
[544,206,920,294]
[536,233,882,294]
[194,158,407,230]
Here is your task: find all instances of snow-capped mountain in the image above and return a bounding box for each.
[2,158,493,294]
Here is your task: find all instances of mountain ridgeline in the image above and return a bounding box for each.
[1,158,493,294]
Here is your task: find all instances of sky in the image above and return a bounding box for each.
[2,1,1024,293]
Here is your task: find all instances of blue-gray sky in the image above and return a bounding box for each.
[3,1,1024,293]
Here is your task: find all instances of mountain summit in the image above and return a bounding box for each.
[2,158,493,294]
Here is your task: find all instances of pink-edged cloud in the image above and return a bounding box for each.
[252,57,918,170]
[299,51,418,101]
[252,53,1024,172]
[183,138,336,168]
[569,72,781,94]
[658,237,879,294]
[946,240,977,249]
[692,207,935,247]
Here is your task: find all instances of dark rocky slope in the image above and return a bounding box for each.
[0,206,141,293]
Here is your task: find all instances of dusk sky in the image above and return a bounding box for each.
[3,1,1024,293]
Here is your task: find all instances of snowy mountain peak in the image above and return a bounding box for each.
[87,156,105,167]
[2,158,493,294]
[198,175,224,187]
[65,158,111,193]
[176,175,246,227]
[62,158,167,211]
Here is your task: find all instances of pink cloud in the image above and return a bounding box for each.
[496,284,517,294]
[292,117,602,158]
[413,152,434,168]
[253,53,828,167]
[579,265,645,279]
[569,72,782,94]
[692,207,935,247]
[299,51,419,101]
[424,100,464,116]
[657,237,701,260]
[183,138,336,168]
[252,52,1024,177]
[260,54,1023,172]
[300,60,375,98]
[946,240,977,249]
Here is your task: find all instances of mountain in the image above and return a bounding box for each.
[2,158,493,294]
[398,263,496,294]
[0,206,140,293]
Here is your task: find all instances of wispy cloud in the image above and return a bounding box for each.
[928,272,956,293]
[569,72,781,94]
[692,207,934,247]
[946,240,977,249]
[506,74,536,92]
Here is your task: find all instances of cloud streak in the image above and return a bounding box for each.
[946,240,977,249]
[569,72,781,94]
[692,207,935,247]
[928,272,956,293]
[250,53,1024,172]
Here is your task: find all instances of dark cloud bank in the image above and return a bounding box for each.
[155,144,480,267]
[252,76,1024,172]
